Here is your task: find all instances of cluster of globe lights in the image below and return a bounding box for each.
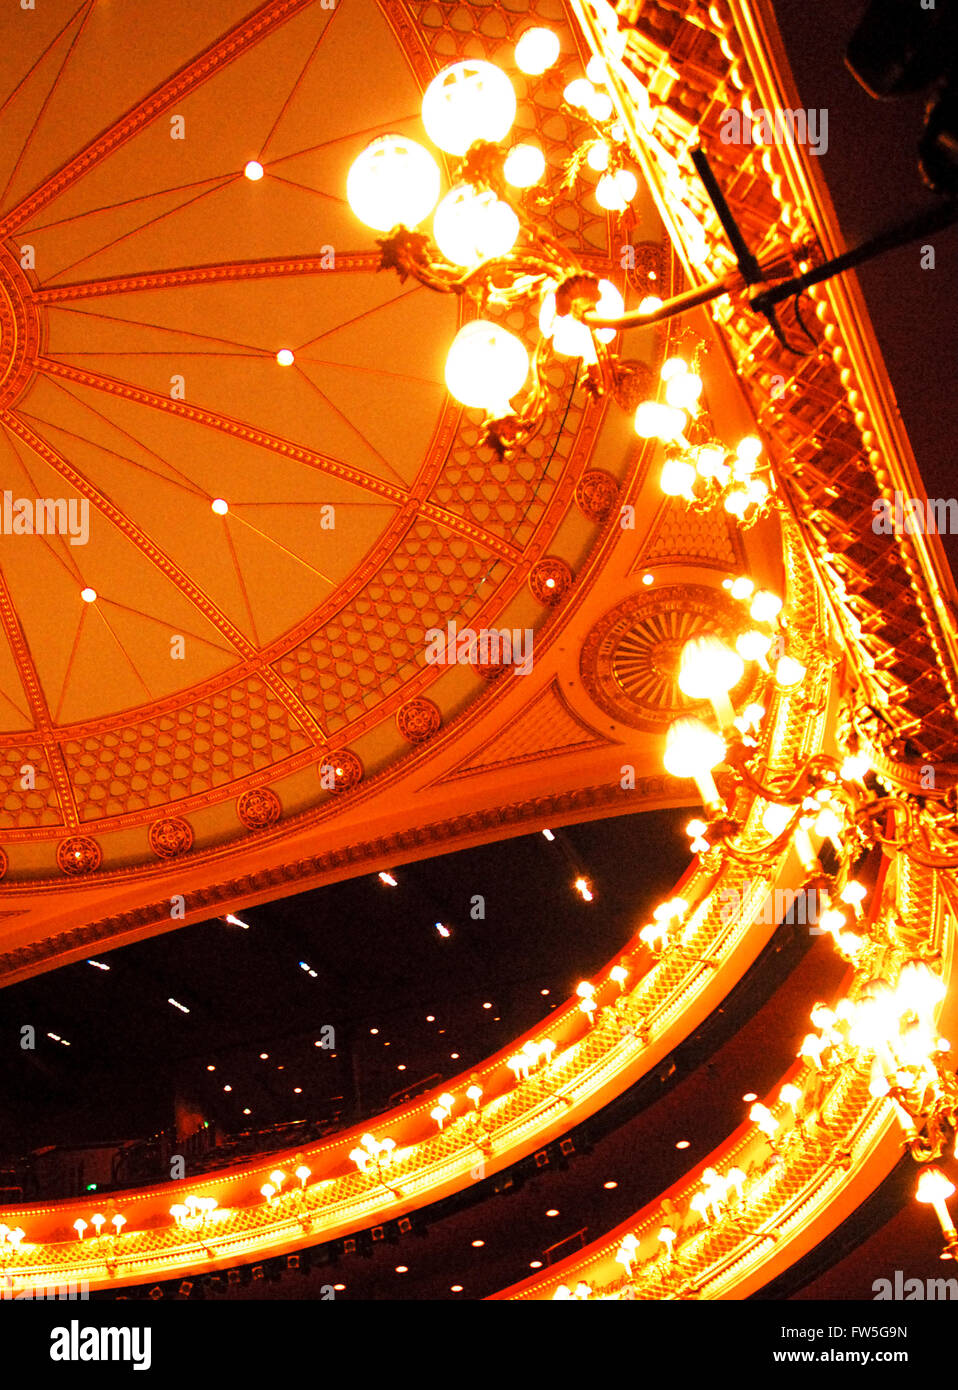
[346,29,660,434]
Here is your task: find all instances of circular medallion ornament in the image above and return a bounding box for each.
[237,788,281,830]
[579,585,754,732]
[397,698,442,744]
[57,836,102,876]
[319,749,363,793]
[530,556,573,607]
[472,651,510,680]
[148,817,194,859]
[575,469,619,523]
[0,847,8,881]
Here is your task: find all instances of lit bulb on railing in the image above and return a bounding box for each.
[749,1102,778,1140]
[610,964,629,991]
[431,1105,450,1132]
[260,1183,276,1203]
[617,1232,640,1271]
[422,60,517,156]
[840,881,868,918]
[774,655,807,689]
[799,1032,825,1070]
[678,635,744,728]
[514,27,560,75]
[916,1168,958,1257]
[296,1165,311,1187]
[467,1083,483,1109]
[658,1226,677,1259]
[663,718,726,810]
[91,1214,105,1236]
[444,320,528,416]
[73,1219,87,1240]
[346,134,441,232]
[111,1215,126,1235]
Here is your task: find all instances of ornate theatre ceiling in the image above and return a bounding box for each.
[0,0,781,981]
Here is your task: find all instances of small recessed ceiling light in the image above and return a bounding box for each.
[207,1065,215,1072]
[546,1209,559,1217]
[482,1002,492,1010]
[333,1283,345,1291]
[530,1260,543,1269]
[436,923,451,937]
[450,1052,459,1059]
[370,1028,379,1036]
[397,1064,406,1071]
[542,828,555,841]
[260,1053,268,1060]
[395,1265,408,1274]
[743,1092,758,1102]
[642,572,654,586]
[676,1140,690,1149]
[244,160,264,180]
[211,498,229,515]
[471,1239,484,1248]
[80,587,97,603]
[604,1181,617,1190]
[276,348,295,366]
[540,988,550,996]
[450,1285,463,1293]
[426,1015,435,1023]
[223,1085,232,1093]
[243,1108,251,1115]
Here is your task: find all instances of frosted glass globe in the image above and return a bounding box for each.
[422,61,517,157]
[433,185,519,267]
[514,28,560,75]
[504,143,546,188]
[347,134,440,231]
[445,320,529,415]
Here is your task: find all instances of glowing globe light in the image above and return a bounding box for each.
[750,589,782,622]
[596,168,638,211]
[678,635,744,701]
[422,60,517,157]
[665,371,703,411]
[664,718,727,808]
[736,629,772,662]
[445,320,528,416]
[634,400,685,441]
[586,56,609,85]
[737,435,763,463]
[433,185,519,267]
[660,457,697,498]
[503,143,546,188]
[638,296,662,314]
[586,141,610,172]
[593,279,624,344]
[724,491,750,517]
[917,1167,955,1204]
[775,655,807,688]
[660,357,688,381]
[563,78,595,109]
[695,444,727,480]
[586,89,614,122]
[730,576,754,600]
[514,27,560,75]
[244,160,264,181]
[553,313,595,362]
[347,134,440,232]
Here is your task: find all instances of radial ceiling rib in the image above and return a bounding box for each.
[0,409,326,741]
[0,0,88,126]
[0,0,96,210]
[258,0,343,161]
[0,0,319,239]
[34,356,411,505]
[33,253,384,304]
[0,562,77,826]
